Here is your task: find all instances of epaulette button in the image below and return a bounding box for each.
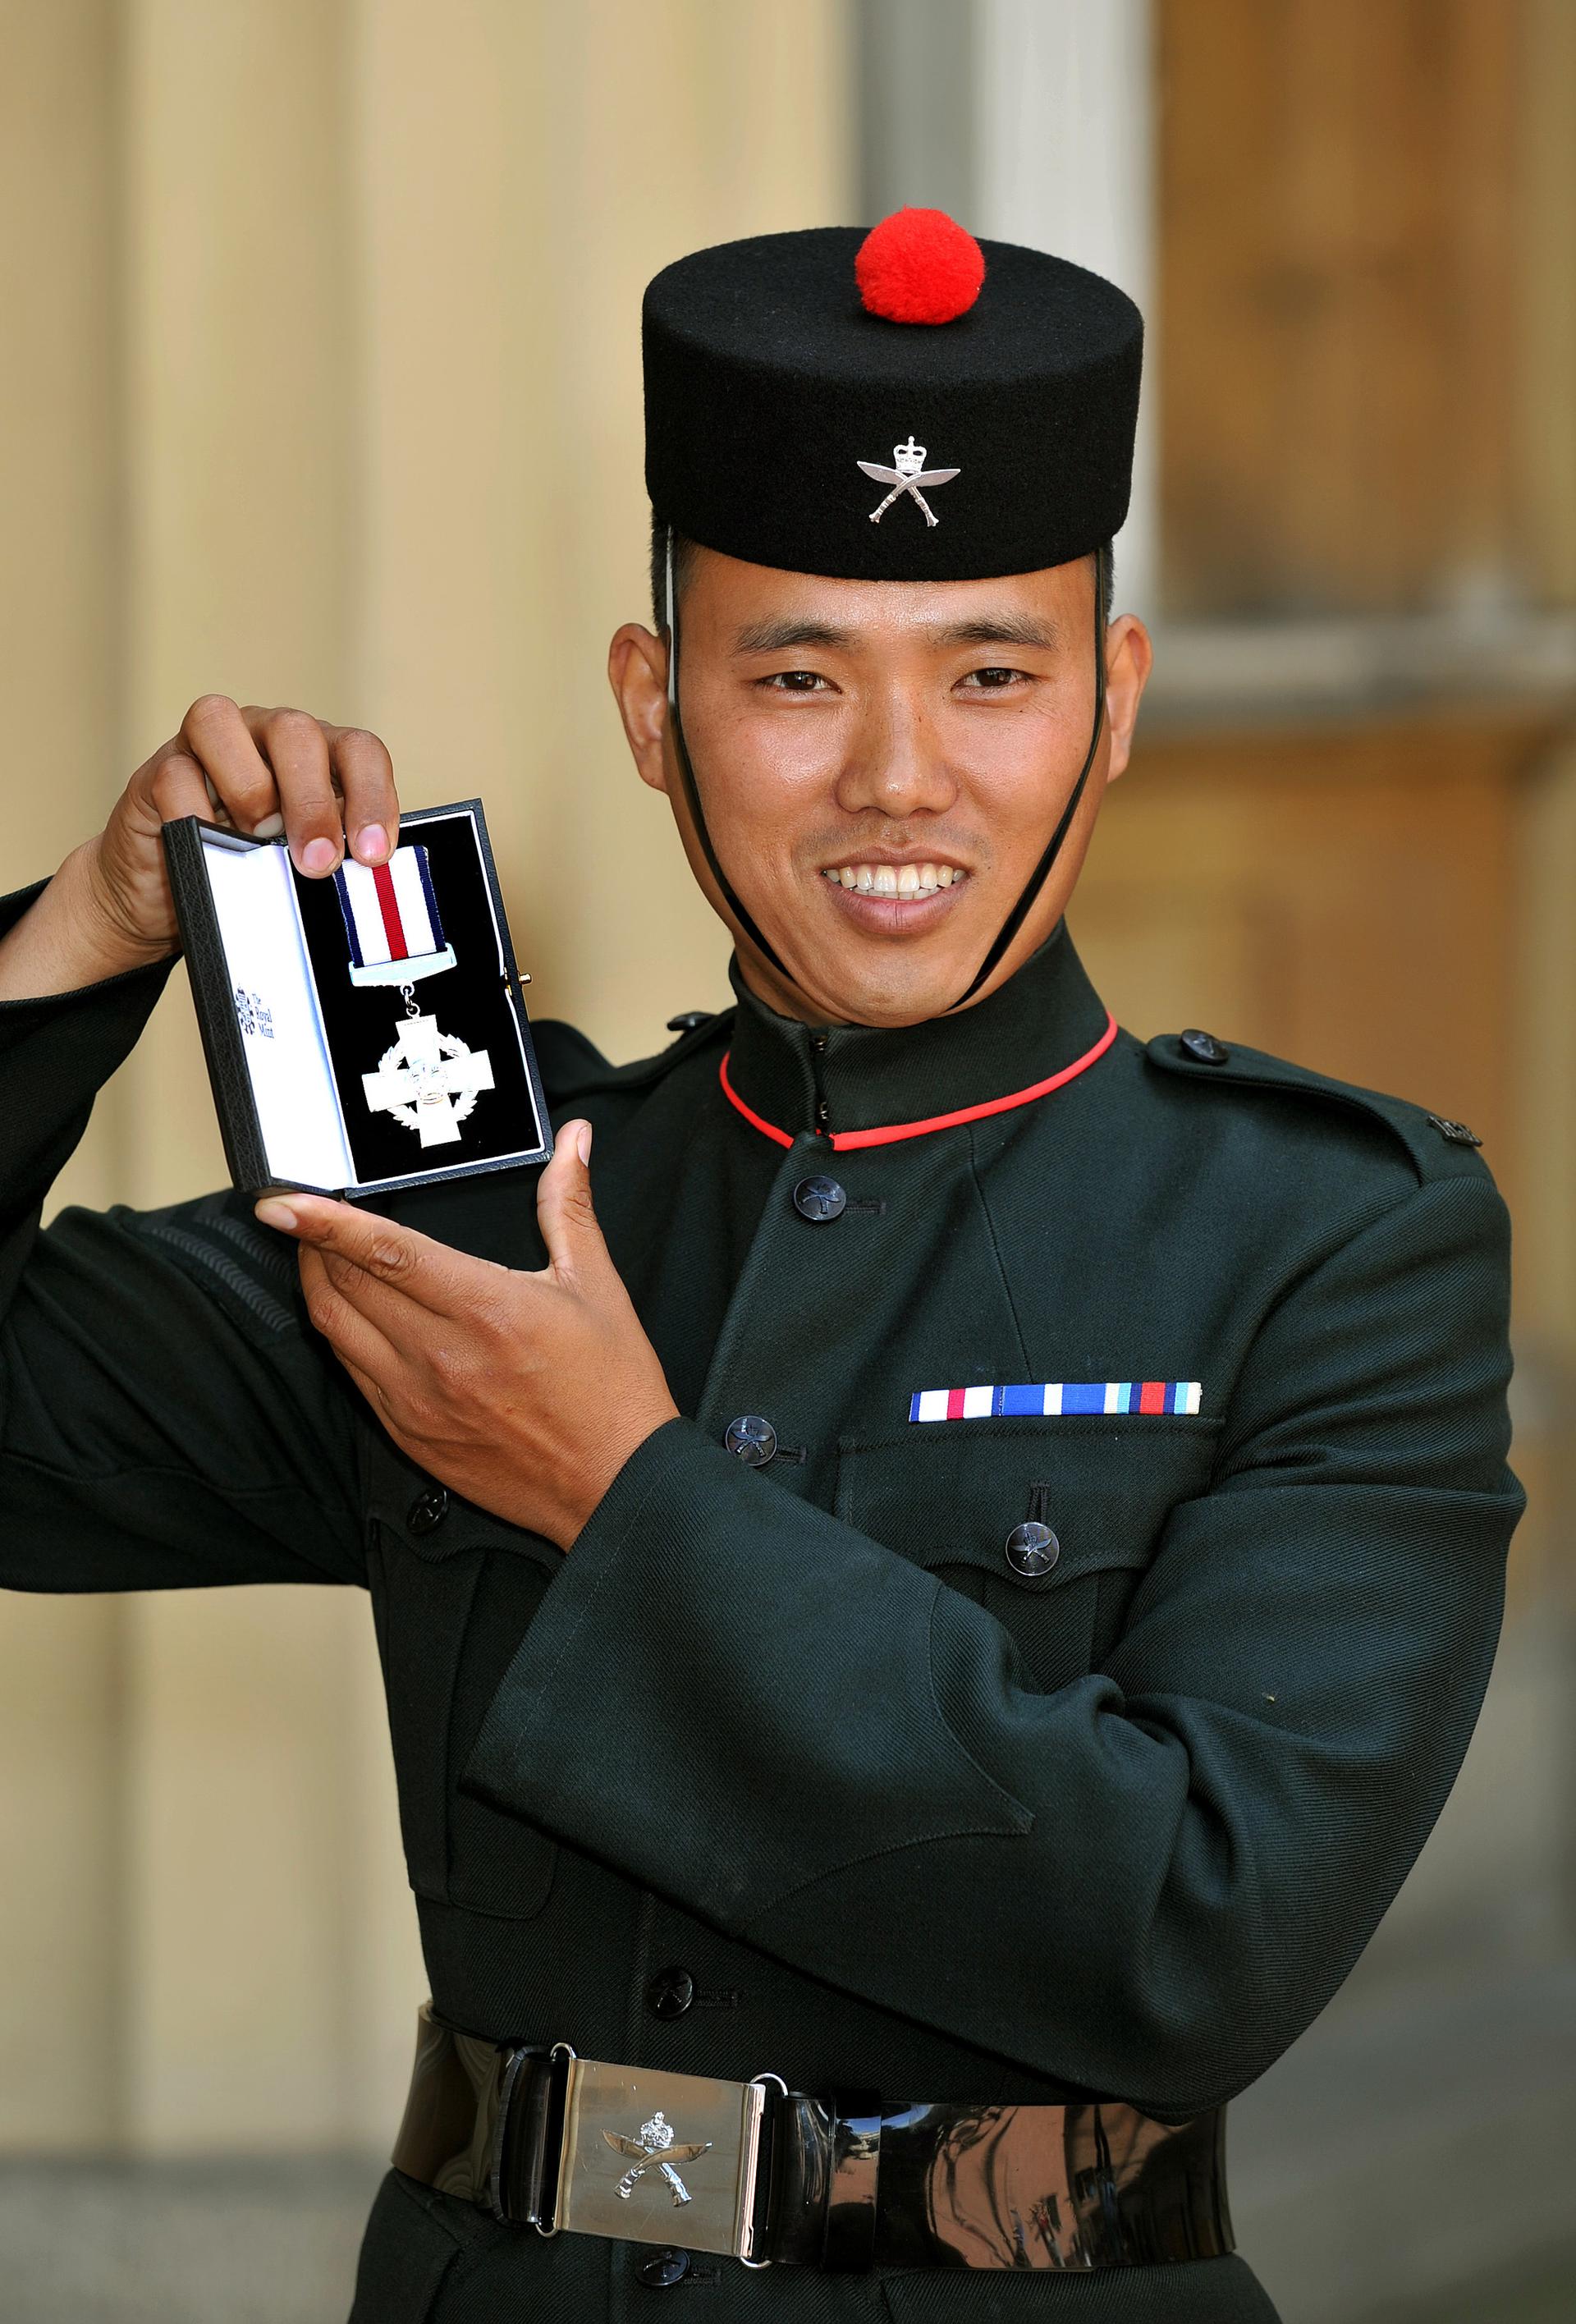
[1180,1028,1230,1066]
[1426,1114,1482,1148]
[667,1011,711,1034]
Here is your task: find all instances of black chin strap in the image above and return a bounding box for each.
[945,539,1107,1010]
[663,527,1107,1019]
[665,528,790,983]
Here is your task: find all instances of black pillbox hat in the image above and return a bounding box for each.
[643,214,1143,584]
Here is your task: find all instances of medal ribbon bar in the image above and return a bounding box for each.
[910,1381,1204,1421]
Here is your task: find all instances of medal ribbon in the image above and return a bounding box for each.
[333,845,455,984]
[372,861,410,960]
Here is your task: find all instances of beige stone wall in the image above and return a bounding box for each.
[0,0,850,2152]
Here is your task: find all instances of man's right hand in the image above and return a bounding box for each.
[0,697,400,1002]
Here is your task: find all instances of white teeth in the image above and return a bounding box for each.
[822,862,968,894]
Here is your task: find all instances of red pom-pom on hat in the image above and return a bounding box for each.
[855,207,986,324]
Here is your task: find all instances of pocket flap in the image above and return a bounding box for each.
[837,1416,1221,1590]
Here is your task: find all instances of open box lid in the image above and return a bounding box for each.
[163,798,552,1197]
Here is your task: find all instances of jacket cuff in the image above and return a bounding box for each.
[457,1414,1029,1928]
[0,879,178,1201]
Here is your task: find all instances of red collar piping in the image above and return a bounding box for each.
[719,1009,1118,1152]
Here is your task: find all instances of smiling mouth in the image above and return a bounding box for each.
[819,861,969,899]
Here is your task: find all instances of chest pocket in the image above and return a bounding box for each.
[835,1416,1222,1693]
[364,1430,560,1920]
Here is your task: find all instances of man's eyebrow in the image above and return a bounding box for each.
[732,617,855,653]
[731,612,1064,654]
[929,613,1063,649]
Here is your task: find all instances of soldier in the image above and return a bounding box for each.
[0,209,1523,2322]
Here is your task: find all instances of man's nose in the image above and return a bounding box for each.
[834,687,958,820]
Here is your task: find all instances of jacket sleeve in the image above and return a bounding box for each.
[0,883,364,1592]
[460,1169,1523,2115]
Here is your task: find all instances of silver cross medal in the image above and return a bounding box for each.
[362,1009,496,1148]
[857,433,960,526]
[603,2109,712,2207]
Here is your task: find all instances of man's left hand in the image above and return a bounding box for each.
[254,1121,678,1551]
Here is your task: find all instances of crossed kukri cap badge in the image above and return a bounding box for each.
[604,2109,712,2207]
[857,434,960,527]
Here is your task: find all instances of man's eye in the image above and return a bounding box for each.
[959,666,1028,690]
[760,670,832,693]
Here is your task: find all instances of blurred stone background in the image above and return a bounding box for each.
[2,2,1573,2318]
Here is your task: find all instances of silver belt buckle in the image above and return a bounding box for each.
[538,2045,781,2265]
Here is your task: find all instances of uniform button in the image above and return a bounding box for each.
[637,2247,691,2287]
[1180,1028,1230,1066]
[646,1964,695,2019]
[1005,1520,1060,1578]
[666,1011,710,1034]
[724,1414,777,1466]
[407,1487,449,1535]
[793,1174,847,1222]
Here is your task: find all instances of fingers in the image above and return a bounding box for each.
[147,748,218,827]
[245,705,341,875]
[176,694,278,836]
[313,1238,464,1343]
[241,709,401,875]
[254,1193,493,1317]
[534,1119,609,1282]
[330,1342,379,1401]
[332,1344,399,1430]
[327,726,399,867]
[157,696,400,881]
[296,1246,403,1382]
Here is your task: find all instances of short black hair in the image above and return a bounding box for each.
[650,511,1113,634]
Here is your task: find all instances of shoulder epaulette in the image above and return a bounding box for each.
[532,1008,731,1107]
[1143,1026,1492,1185]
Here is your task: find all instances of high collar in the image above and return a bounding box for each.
[722,919,1114,1144]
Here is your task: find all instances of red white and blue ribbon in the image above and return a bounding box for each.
[910,1381,1203,1422]
[332,846,456,988]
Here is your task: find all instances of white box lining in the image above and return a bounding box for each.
[202,831,356,1190]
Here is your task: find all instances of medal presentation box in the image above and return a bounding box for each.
[162,798,552,1198]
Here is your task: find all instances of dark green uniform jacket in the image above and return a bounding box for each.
[0,878,1523,2324]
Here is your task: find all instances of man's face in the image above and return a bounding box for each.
[609,544,1152,1027]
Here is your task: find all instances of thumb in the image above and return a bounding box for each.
[536,1118,607,1281]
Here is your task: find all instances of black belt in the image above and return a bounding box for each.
[390,2003,1234,2271]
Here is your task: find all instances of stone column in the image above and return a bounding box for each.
[975,0,1157,621]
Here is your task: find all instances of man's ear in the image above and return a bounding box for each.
[1101,613,1152,786]
[607,624,671,795]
